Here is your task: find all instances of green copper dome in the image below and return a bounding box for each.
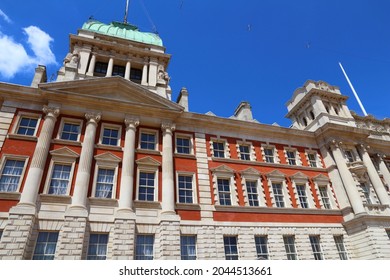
[82,19,163,47]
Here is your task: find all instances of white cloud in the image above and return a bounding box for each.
[0,9,12,24]
[0,26,57,80]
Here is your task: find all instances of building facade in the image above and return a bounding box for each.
[0,19,389,260]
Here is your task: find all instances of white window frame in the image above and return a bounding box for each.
[261,145,279,164]
[343,148,358,163]
[312,175,337,210]
[210,138,229,158]
[13,112,41,137]
[255,235,269,260]
[240,168,264,207]
[180,235,197,260]
[91,155,120,199]
[334,235,348,260]
[267,170,291,208]
[139,128,159,151]
[284,148,301,166]
[360,182,376,205]
[135,234,154,260]
[223,235,239,260]
[236,141,255,161]
[0,155,29,193]
[87,233,109,260]
[57,117,83,142]
[99,123,122,147]
[305,150,323,168]
[136,168,159,202]
[290,173,314,209]
[176,172,197,204]
[283,235,298,260]
[44,161,75,196]
[175,133,194,155]
[211,165,237,206]
[309,235,325,260]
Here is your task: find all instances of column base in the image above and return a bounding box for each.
[65,205,88,218]
[115,208,136,220]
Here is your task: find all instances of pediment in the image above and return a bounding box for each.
[266,169,286,180]
[49,147,79,159]
[312,174,330,183]
[240,167,261,176]
[39,76,184,112]
[94,152,122,163]
[210,164,235,174]
[136,156,161,166]
[290,171,309,183]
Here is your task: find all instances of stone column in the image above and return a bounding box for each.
[70,112,101,210]
[117,117,139,212]
[124,61,131,80]
[148,58,158,87]
[161,122,176,215]
[106,57,114,77]
[358,145,390,205]
[377,155,390,188]
[19,105,60,207]
[86,53,96,76]
[141,60,148,85]
[329,140,366,215]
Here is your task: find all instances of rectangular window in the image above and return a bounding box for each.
[239,145,251,160]
[16,117,38,136]
[255,236,269,260]
[319,186,331,209]
[178,175,193,204]
[217,178,231,206]
[286,151,296,165]
[309,236,324,260]
[0,230,3,240]
[264,148,274,163]
[387,229,390,239]
[308,153,317,167]
[140,132,156,150]
[0,159,25,192]
[283,235,297,260]
[130,68,142,84]
[180,235,197,260]
[138,172,155,201]
[87,233,109,260]
[223,236,238,260]
[60,122,80,141]
[33,232,59,260]
[246,180,259,206]
[112,65,125,77]
[94,62,108,75]
[95,168,115,198]
[296,185,308,208]
[334,235,348,260]
[102,127,120,146]
[345,150,355,162]
[135,235,154,260]
[176,136,191,154]
[48,164,71,195]
[272,183,284,208]
[361,183,373,204]
[213,141,225,158]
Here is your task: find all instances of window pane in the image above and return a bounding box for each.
[138,172,155,201]
[180,235,197,260]
[102,128,119,146]
[264,148,274,163]
[246,181,259,206]
[309,236,324,260]
[319,186,331,209]
[95,168,114,198]
[176,137,191,154]
[255,236,269,260]
[296,185,308,208]
[61,123,80,141]
[48,164,71,195]
[223,236,238,260]
[217,178,231,205]
[272,183,284,207]
[87,233,109,260]
[33,232,59,260]
[140,133,156,150]
[283,236,297,260]
[17,117,38,136]
[0,159,25,192]
[239,145,250,160]
[334,235,348,260]
[135,235,154,260]
[286,151,296,165]
[178,175,193,203]
[213,142,225,158]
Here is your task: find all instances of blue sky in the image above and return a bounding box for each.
[0,0,389,127]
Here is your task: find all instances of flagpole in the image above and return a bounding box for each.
[124,0,130,24]
[338,62,368,116]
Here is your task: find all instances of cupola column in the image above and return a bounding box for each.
[161,122,176,215]
[141,59,148,85]
[118,116,139,212]
[106,57,114,77]
[329,140,366,215]
[70,112,101,210]
[86,53,96,76]
[357,145,390,206]
[377,155,390,188]
[19,105,60,206]
[124,61,131,80]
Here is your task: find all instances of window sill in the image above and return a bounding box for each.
[96,143,123,151]
[52,139,82,146]
[40,194,71,204]
[8,134,38,142]
[174,153,197,159]
[175,203,201,211]
[89,197,118,207]
[136,149,161,155]
[133,200,161,209]
[0,192,20,200]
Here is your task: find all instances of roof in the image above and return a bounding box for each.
[81,19,163,47]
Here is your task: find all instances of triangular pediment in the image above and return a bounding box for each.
[136,156,161,166]
[240,167,261,176]
[266,169,286,180]
[39,76,184,112]
[312,174,330,183]
[50,147,79,159]
[290,171,309,183]
[210,164,235,174]
[94,152,122,163]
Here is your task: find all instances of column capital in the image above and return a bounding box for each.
[124,116,140,130]
[161,122,175,133]
[328,139,342,150]
[357,143,370,152]
[85,112,101,124]
[43,105,60,119]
